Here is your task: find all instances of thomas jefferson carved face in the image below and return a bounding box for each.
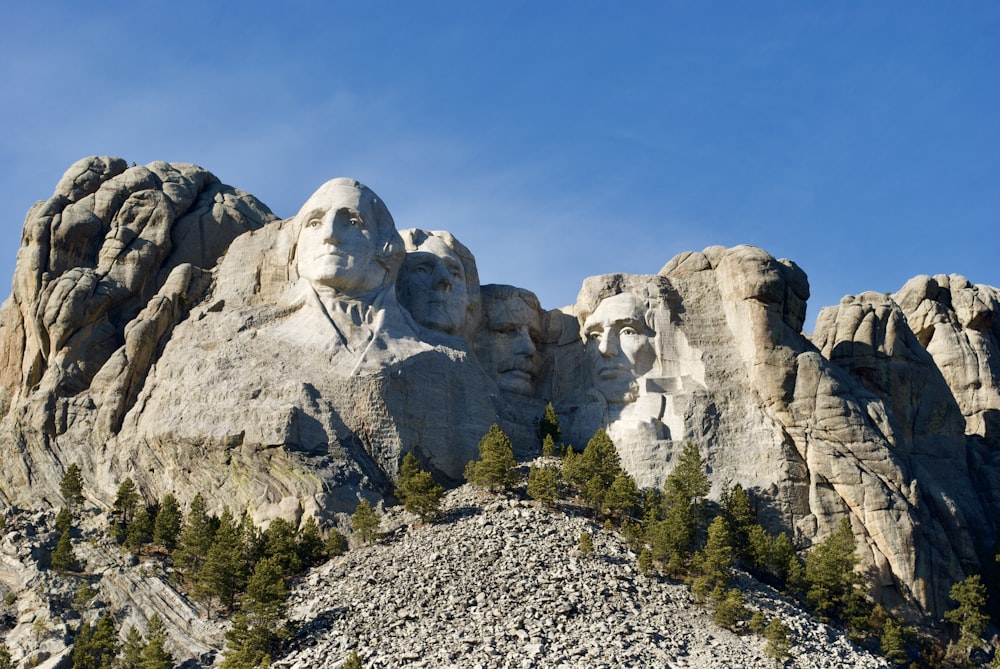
[583,292,655,404]
[295,179,400,297]
[398,236,469,335]
[475,287,543,397]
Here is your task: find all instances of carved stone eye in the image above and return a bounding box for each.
[306,217,323,228]
[620,326,638,336]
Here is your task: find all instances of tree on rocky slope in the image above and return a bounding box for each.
[297,516,326,568]
[152,493,182,551]
[197,508,247,613]
[396,452,445,522]
[465,423,518,492]
[60,463,85,510]
[562,429,622,512]
[71,613,119,668]
[647,441,709,565]
[222,556,290,668]
[351,499,382,545]
[691,516,735,602]
[944,573,989,659]
[140,614,173,669]
[527,463,560,506]
[538,401,561,451]
[804,517,866,631]
[52,520,79,573]
[175,493,215,577]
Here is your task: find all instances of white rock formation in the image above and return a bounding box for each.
[0,159,998,621]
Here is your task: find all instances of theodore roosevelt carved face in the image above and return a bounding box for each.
[475,285,543,397]
[583,292,655,404]
[294,178,403,297]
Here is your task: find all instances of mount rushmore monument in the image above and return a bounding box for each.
[0,156,998,618]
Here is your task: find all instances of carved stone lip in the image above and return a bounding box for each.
[501,369,535,383]
[596,365,629,379]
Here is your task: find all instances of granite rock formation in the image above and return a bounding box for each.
[0,158,997,619]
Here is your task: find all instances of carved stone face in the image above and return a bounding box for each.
[476,291,543,396]
[583,292,655,404]
[295,180,389,296]
[397,236,469,335]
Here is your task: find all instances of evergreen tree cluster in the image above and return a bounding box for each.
[58,468,349,669]
[69,613,173,669]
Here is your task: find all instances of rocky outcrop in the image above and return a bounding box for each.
[0,158,998,621]
[0,156,276,510]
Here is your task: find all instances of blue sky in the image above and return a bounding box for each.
[2,2,997,332]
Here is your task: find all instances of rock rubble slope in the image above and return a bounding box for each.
[278,484,888,669]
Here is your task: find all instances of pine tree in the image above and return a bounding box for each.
[763,617,792,662]
[713,588,749,629]
[565,430,621,511]
[691,516,735,599]
[541,434,556,458]
[72,613,119,668]
[56,507,72,535]
[51,528,79,573]
[197,508,246,613]
[125,506,154,553]
[660,441,709,558]
[113,478,140,525]
[351,499,381,545]
[578,532,594,555]
[120,626,146,668]
[538,402,561,449]
[262,518,301,574]
[879,616,907,666]
[604,471,639,517]
[176,493,215,577]
[244,556,289,622]
[297,516,326,569]
[804,517,865,625]
[396,453,444,522]
[72,582,97,616]
[60,463,85,509]
[140,614,173,669]
[219,557,291,667]
[152,493,182,551]
[464,423,518,492]
[944,573,989,658]
[221,613,273,669]
[526,464,559,506]
[0,644,11,669]
[720,482,754,559]
[325,528,346,556]
[637,547,654,575]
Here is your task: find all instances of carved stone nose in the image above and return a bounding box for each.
[432,263,453,291]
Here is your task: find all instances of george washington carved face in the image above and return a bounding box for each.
[294,178,402,297]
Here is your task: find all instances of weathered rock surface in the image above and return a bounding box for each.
[0,505,222,668]
[0,158,998,624]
